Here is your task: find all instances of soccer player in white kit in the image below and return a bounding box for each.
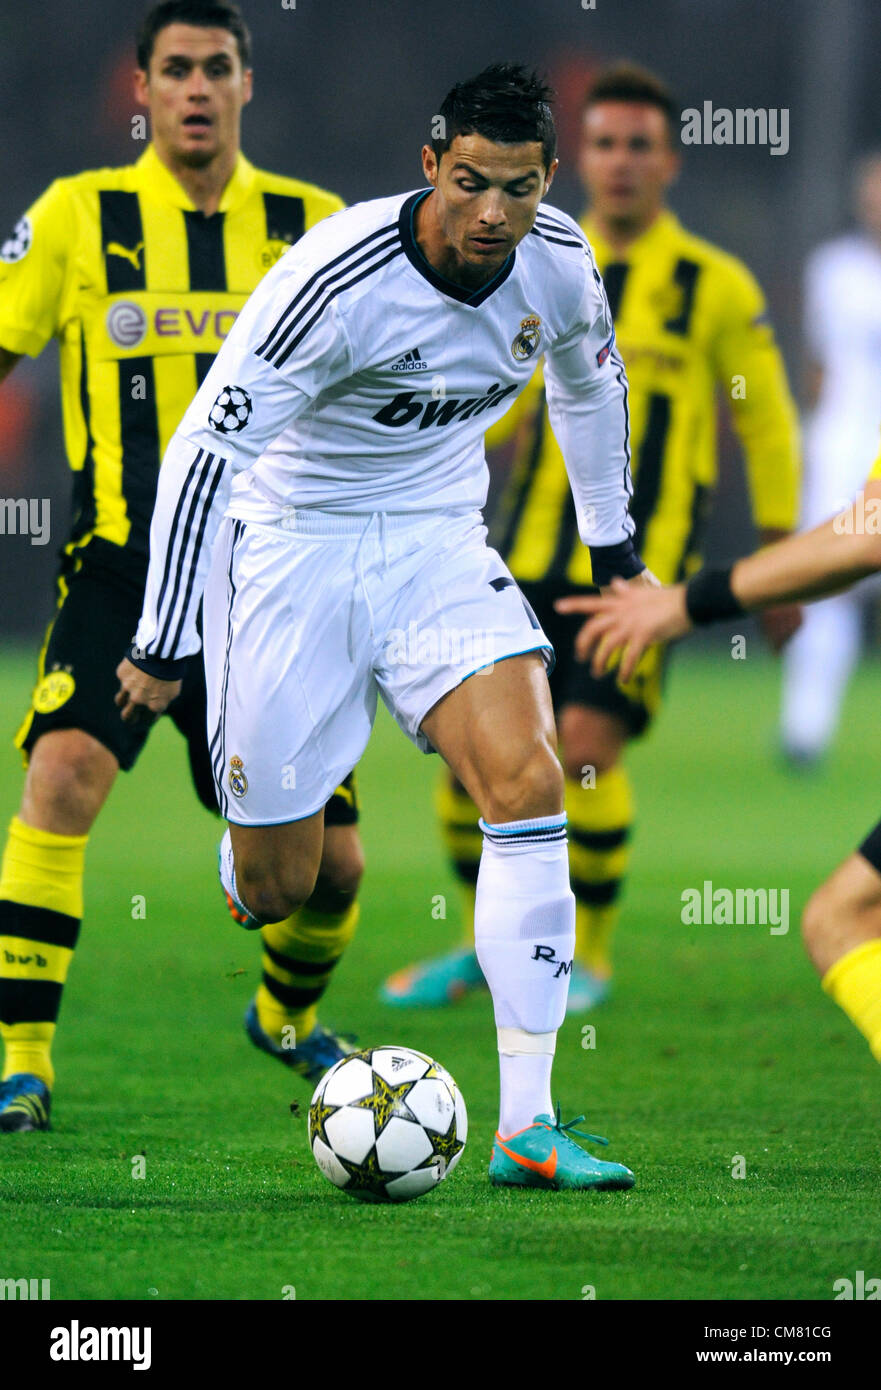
[116,65,651,1191]
[780,153,881,764]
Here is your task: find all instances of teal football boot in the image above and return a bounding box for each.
[565,963,612,1013]
[0,1073,52,1132]
[379,946,487,1007]
[380,949,608,1014]
[489,1105,635,1191]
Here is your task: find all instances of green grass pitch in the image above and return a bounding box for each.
[0,645,879,1301]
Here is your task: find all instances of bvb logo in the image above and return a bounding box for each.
[228,755,248,798]
[511,315,542,361]
[261,237,293,269]
[33,669,75,714]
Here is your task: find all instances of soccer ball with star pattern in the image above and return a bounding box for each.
[308,1046,467,1202]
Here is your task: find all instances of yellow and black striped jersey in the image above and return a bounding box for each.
[492,209,800,586]
[0,144,343,582]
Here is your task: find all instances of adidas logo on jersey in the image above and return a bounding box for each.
[391,348,428,372]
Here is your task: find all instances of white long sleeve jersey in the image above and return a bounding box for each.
[134,189,634,665]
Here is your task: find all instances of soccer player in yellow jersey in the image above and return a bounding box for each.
[383,62,802,1011]
[561,455,881,1067]
[0,1,361,1133]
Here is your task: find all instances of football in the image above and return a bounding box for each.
[308,1046,467,1202]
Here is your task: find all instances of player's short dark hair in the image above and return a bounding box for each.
[584,62,678,141]
[136,1,252,72]
[432,63,557,172]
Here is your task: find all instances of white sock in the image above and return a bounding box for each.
[474,813,575,1135]
[498,1045,554,1137]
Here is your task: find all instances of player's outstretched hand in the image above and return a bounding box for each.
[114,657,181,724]
[556,578,692,682]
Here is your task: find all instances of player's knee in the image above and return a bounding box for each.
[23,731,115,832]
[483,743,564,823]
[801,879,847,969]
[558,707,627,780]
[311,830,365,912]
[800,887,828,963]
[560,740,620,781]
[236,858,319,925]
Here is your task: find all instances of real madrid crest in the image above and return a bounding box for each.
[511,315,542,361]
[228,755,248,798]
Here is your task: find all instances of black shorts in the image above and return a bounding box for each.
[16,540,359,825]
[518,577,668,738]
[858,819,881,876]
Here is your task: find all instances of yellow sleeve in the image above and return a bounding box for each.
[868,443,881,482]
[0,180,72,357]
[709,256,801,531]
[486,362,545,451]
[303,188,346,231]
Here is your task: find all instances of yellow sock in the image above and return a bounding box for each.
[256,901,359,1047]
[566,767,634,977]
[822,939,881,1062]
[435,774,481,944]
[0,816,87,1087]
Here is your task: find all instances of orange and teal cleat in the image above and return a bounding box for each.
[380,947,486,1007]
[489,1105,634,1191]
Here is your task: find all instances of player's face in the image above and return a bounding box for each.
[135,24,253,168]
[422,135,557,276]
[580,103,679,228]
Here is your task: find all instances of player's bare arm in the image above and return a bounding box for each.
[556,476,881,681]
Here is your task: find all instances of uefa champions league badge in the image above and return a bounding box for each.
[0,215,32,263]
[228,755,248,798]
[209,385,253,434]
[511,315,542,361]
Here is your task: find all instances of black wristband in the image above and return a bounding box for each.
[588,537,646,586]
[684,566,745,625]
[125,643,189,681]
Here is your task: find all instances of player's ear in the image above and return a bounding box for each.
[241,67,253,107]
[421,145,439,188]
[543,156,560,196]
[133,67,149,107]
[662,142,682,189]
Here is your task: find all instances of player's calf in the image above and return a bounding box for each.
[308,824,365,913]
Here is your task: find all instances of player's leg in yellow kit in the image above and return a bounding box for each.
[802,834,881,1064]
[0,730,114,1131]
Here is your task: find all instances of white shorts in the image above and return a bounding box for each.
[203,508,552,824]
